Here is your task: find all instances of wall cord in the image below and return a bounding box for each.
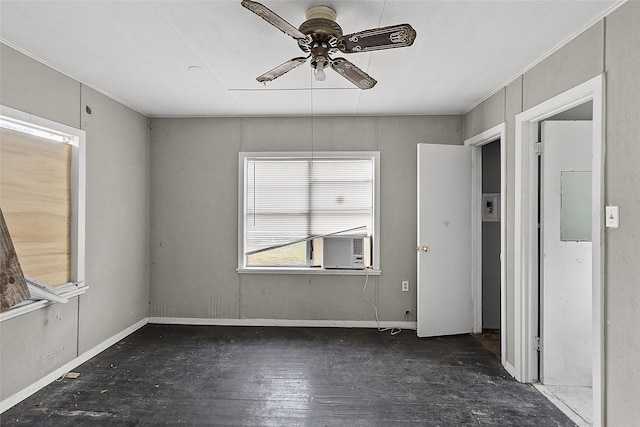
[362,270,401,335]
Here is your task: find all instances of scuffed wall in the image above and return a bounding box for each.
[150,115,462,323]
[462,3,640,424]
[0,44,150,401]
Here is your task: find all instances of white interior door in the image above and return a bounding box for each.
[541,121,592,386]
[417,144,473,337]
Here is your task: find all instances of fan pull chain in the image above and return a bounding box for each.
[310,67,314,164]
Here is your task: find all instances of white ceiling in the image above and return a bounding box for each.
[0,1,621,117]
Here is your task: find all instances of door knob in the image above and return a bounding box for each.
[418,246,430,253]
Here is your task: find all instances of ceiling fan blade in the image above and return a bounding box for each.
[338,24,417,53]
[241,0,307,40]
[256,57,308,83]
[330,58,377,90]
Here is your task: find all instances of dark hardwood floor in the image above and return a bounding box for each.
[1,325,574,426]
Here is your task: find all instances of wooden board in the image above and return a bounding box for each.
[0,127,71,286]
[1,206,30,311]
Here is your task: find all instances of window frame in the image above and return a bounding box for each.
[0,105,86,322]
[237,151,381,275]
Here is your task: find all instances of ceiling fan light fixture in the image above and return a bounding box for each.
[311,56,328,82]
[314,67,327,82]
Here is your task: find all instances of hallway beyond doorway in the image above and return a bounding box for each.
[474,329,501,359]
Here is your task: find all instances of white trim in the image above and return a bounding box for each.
[373,152,381,270]
[504,360,517,379]
[533,384,591,427]
[149,317,417,330]
[71,122,86,287]
[237,267,381,276]
[469,142,483,333]
[0,286,88,323]
[464,123,507,369]
[25,276,69,304]
[237,151,381,271]
[514,75,604,426]
[238,152,245,269]
[0,318,147,414]
[0,105,86,316]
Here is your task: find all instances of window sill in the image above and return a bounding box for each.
[0,283,88,323]
[237,267,382,276]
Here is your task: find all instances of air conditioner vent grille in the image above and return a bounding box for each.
[353,238,363,256]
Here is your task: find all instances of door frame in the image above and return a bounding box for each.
[514,75,604,425]
[465,123,507,368]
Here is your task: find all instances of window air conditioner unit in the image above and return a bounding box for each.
[323,236,370,269]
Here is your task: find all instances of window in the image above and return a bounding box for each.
[0,106,86,320]
[238,152,380,273]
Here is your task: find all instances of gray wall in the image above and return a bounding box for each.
[603,4,640,424]
[463,3,640,424]
[2,3,638,424]
[0,44,150,400]
[150,116,462,322]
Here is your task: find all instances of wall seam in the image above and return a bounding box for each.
[603,17,607,74]
[79,83,83,128]
[521,74,525,112]
[376,116,379,151]
[504,87,507,123]
[238,117,243,320]
[462,112,466,140]
[331,116,334,151]
[146,115,152,321]
[601,15,608,426]
[239,117,244,152]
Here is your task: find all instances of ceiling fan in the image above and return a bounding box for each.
[241,0,417,89]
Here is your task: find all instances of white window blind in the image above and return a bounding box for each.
[244,155,375,257]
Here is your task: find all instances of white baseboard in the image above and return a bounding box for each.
[504,360,517,378]
[0,318,148,414]
[533,384,591,427]
[148,317,417,330]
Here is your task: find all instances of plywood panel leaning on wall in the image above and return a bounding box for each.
[0,206,29,310]
[0,127,71,286]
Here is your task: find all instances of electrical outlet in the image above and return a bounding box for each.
[401,281,409,292]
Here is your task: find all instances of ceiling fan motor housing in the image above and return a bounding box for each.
[298,5,342,68]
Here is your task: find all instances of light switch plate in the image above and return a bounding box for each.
[605,206,619,228]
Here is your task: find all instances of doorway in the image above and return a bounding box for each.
[539,119,593,426]
[514,75,604,426]
[465,123,507,366]
[479,139,502,357]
